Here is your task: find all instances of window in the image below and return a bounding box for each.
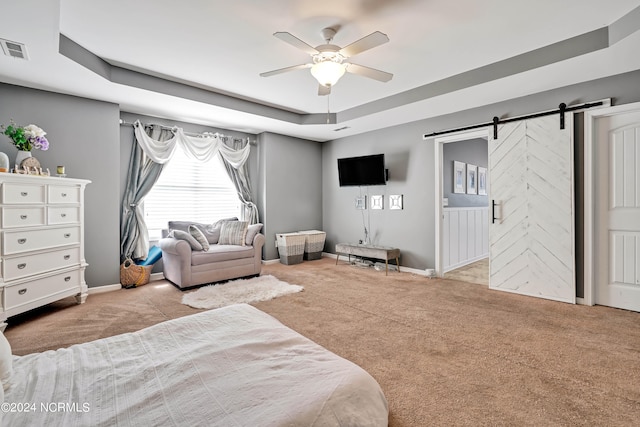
[144,145,241,240]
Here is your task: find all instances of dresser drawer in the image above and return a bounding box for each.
[48,206,80,225]
[1,207,46,228]
[5,269,81,311]
[2,226,80,255]
[3,247,81,281]
[48,185,80,204]
[2,183,45,204]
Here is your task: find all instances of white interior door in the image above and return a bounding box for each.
[594,109,640,311]
[489,115,575,303]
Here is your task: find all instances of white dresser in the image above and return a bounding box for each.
[0,174,90,331]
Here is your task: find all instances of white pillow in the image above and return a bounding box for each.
[189,225,210,251]
[0,332,13,392]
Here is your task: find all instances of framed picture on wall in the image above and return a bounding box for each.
[478,167,487,195]
[355,196,367,210]
[467,164,477,194]
[453,161,466,193]
[370,195,384,209]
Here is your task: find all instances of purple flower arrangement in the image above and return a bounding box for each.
[1,120,50,151]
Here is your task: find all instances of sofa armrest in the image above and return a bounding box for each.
[252,233,265,250]
[159,237,192,257]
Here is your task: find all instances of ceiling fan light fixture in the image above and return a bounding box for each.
[311,60,346,87]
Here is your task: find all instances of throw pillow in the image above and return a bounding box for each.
[0,332,13,392]
[189,225,210,251]
[218,221,249,246]
[213,217,238,227]
[168,229,203,251]
[245,223,263,246]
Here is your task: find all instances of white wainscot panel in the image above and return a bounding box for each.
[443,207,489,272]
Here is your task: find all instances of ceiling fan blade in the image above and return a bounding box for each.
[260,63,312,77]
[339,31,389,57]
[345,63,393,82]
[318,84,331,96]
[274,32,319,55]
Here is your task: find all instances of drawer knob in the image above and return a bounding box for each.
[61,213,67,218]
[64,255,71,260]
[17,263,26,269]
[20,214,27,220]
[61,193,67,197]
[17,238,27,244]
[64,276,71,282]
[18,289,27,295]
[20,192,28,197]
[64,233,71,238]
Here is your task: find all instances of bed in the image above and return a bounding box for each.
[1,303,388,426]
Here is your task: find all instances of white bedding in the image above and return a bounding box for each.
[4,303,388,426]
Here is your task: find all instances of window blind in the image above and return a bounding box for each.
[144,145,240,239]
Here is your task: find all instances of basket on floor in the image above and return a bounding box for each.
[120,258,152,288]
[276,233,306,265]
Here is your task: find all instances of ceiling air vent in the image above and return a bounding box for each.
[1,39,29,60]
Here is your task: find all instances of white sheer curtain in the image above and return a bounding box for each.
[133,120,250,167]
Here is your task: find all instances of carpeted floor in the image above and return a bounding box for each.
[5,257,640,426]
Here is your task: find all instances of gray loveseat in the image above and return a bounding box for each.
[159,219,264,289]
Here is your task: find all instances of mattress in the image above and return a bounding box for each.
[4,303,388,426]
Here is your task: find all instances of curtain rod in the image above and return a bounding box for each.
[119,119,256,145]
[422,101,604,140]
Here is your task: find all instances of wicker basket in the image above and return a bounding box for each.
[297,230,326,260]
[276,233,306,265]
[120,258,152,288]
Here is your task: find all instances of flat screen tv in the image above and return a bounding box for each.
[337,154,386,187]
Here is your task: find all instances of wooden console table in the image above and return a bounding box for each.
[335,243,400,276]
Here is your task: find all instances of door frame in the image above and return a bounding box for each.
[432,129,489,277]
[583,100,640,306]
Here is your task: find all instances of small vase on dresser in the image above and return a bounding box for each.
[0,152,9,172]
[14,150,32,169]
[0,173,91,331]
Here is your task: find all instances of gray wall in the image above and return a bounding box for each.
[257,132,323,260]
[323,69,640,271]
[0,83,120,287]
[322,122,432,270]
[442,138,488,207]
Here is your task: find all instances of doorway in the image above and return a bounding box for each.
[434,129,489,280]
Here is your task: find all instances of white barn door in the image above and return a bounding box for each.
[594,109,640,311]
[488,115,575,303]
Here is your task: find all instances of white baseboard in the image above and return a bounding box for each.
[88,284,122,294]
[262,258,281,265]
[150,272,165,282]
[323,252,432,277]
[87,272,165,295]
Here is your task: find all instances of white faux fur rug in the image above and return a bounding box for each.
[181,275,304,309]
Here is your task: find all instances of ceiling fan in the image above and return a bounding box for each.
[260,27,393,96]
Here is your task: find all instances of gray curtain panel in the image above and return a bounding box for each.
[222,139,259,224]
[120,125,172,262]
